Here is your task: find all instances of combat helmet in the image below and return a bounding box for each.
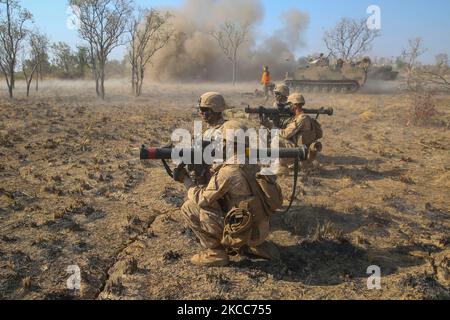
[287,93,306,106]
[199,92,227,113]
[274,84,290,97]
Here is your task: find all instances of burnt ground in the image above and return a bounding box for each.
[0,80,449,300]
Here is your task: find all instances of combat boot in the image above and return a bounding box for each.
[244,241,281,261]
[191,249,230,267]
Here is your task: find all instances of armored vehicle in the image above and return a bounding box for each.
[284,57,371,93]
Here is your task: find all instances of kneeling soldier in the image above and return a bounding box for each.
[176,120,281,267]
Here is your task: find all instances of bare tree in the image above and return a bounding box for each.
[413,53,450,92]
[435,53,449,68]
[323,17,379,61]
[417,68,450,92]
[210,21,249,86]
[0,0,32,98]
[400,38,427,90]
[22,31,48,97]
[34,32,49,92]
[398,38,444,126]
[70,0,133,99]
[128,8,172,96]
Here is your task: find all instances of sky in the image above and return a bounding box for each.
[20,0,450,63]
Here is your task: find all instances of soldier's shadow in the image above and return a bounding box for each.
[311,154,404,181]
[318,154,380,166]
[317,166,406,181]
[233,205,426,286]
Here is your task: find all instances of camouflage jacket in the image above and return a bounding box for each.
[279,113,316,147]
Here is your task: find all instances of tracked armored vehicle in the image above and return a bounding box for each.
[284,57,371,93]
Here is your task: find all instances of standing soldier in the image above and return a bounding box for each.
[261,66,271,102]
[176,120,281,267]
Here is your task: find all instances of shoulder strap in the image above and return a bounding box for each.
[288,116,305,139]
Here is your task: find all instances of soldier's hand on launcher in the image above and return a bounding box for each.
[173,163,188,183]
[261,117,274,129]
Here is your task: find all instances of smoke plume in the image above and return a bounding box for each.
[150,0,310,82]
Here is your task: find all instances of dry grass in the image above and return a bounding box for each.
[310,221,345,242]
[408,92,437,126]
[22,276,32,291]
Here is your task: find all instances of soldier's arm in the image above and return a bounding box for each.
[187,168,233,208]
[279,118,304,140]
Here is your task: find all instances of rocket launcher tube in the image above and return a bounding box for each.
[140,145,308,162]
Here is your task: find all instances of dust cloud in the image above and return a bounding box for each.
[150,0,310,82]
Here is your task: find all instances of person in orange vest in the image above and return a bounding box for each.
[261,66,271,101]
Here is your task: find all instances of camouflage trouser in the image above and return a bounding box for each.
[180,200,225,250]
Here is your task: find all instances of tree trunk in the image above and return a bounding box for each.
[100,61,105,99]
[133,66,139,97]
[138,77,143,97]
[131,63,136,93]
[8,83,13,98]
[10,66,15,95]
[137,67,144,97]
[35,70,39,92]
[94,68,100,97]
[8,72,14,98]
[26,80,31,97]
[232,60,237,86]
[95,76,100,96]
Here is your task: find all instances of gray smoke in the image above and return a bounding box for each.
[276,10,310,51]
[150,0,309,82]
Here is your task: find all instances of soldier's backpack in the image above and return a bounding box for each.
[240,167,284,214]
[222,166,278,250]
[255,173,284,212]
[311,118,323,140]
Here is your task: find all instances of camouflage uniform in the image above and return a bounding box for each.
[279,114,316,148]
[203,118,226,142]
[181,156,269,250]
[273,84,290,109]
[279,93,316,148]
[180,117,276,266]
[198,92,228,142]
[276,94,317,172]
[272,84,291,128]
